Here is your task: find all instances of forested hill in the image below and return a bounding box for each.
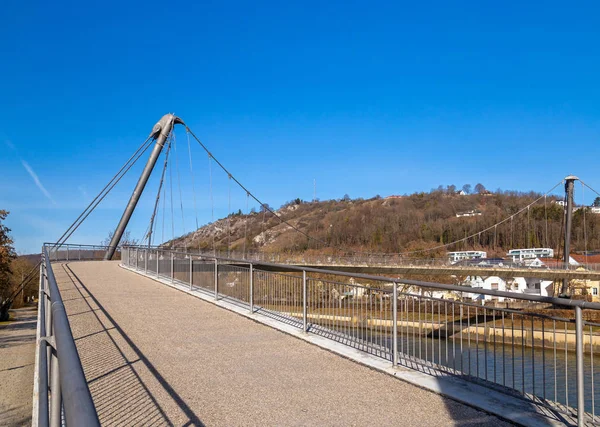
[167,188,600,257]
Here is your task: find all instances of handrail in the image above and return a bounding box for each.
[124,245,600,310]
[124,245,596,424]
[121,245,600,273]
[36,245,100,426]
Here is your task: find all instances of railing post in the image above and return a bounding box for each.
[38,262,49,427]
[214,258,218,300]
[303,270,308,332]
[50,348,61,427]
[575,306,584,426]
[144,249,148,274]
[156,250,159,277]
[171,252,174,282]
[66,245,69,261]
[249,263,254,313]
[392,282,398,366]
[189,256,193,291]
[78,246,81,261]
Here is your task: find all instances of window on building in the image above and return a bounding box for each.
[491,282,499,290]
[593,288,599,296]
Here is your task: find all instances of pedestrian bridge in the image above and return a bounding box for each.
[53,261,507,426]
[35,245,600,426]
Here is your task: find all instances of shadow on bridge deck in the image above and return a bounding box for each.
[53,261,511,427]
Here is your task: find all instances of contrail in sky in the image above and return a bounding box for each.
[21,160,56,205]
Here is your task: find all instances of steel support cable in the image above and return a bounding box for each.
[168,133,175,245]
[173,132,186,250]
[188,124,565,258]
[580,179,600,199]
[56,136,155,247]
[582,182,590,296]
[53,135,154,248]
[544,195,549,248]
[227,174,232,257]
[208,154,215,254]
[243,192,249,258]
[147,140,172,247]
[186,127,331,249]
[395,179,566,256]
[151,143,172,246]
[186,129,200,230]
[162,174,166,245]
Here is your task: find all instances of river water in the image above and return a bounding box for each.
[318,323,600,416]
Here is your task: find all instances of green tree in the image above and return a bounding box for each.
[0,211,17,319]
[593,197,600,207]
[0,211,16,289]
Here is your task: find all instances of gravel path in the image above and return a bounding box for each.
[0,306,37,426]
[56,261,510,427]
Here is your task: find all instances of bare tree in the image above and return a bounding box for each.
[101,230,138,247]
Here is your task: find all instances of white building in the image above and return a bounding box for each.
[456,210,482,218]
[461,275,508,301]
[507,248,554,262]
[591,207,600,214]
[447,251,487,263]
[512,277,554,297]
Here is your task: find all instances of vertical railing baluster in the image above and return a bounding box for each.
[302,270,307,332]
[575,306,584,426]
[393,282,398,366]
[189,256,193,290]
[171,252,174,282]
[214,258,218,300]
[250,263,254,314]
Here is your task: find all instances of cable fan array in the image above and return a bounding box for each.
[55,119,600,261]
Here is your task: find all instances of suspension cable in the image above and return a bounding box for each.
[208,153,215,255]
[147,140,171,247]
[187,124,566,257]
[173,131,186,251]
[186,129,199,231]
[187,127,331,249]
[227,174,232,257]
[544,195,549,248]
[244,192,249,258]
[582,182,588,264]
[168,134,175,247]
[395,180,565,256]
[55,135,155,246]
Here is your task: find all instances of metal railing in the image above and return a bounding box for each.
[48,243,121,262]
[35,244,103,426]
[124,246,600,426]
[144,246,600,273]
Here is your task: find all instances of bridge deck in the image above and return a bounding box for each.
[54,261,508,426]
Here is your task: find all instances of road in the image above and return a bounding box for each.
[0,306,37,427]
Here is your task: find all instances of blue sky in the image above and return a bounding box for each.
[1,1,599,254]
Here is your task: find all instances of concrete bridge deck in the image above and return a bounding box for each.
[54,261,509,426]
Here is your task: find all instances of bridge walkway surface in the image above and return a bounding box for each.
[54,261,509,426]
